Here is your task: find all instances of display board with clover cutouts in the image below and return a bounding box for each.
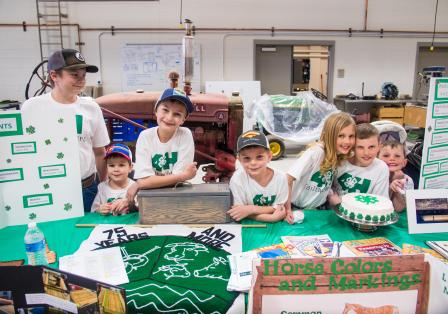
[0,107,83,228]
[419,77,448,189]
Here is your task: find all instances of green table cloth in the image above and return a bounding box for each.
[0,211,446,266]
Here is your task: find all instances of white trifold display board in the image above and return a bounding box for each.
[121,43,201,92]
[0,107,83,228]
[419,77,448,189]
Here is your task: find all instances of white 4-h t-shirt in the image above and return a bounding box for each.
[334,158,389,197]
[21,93,110,180]
[133,126,194,179]
[230,167,288,209]
[287,144,335,209]
[91,178,136,212]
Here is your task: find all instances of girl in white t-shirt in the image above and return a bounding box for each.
[286,112,356,223]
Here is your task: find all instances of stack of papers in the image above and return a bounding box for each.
[59,247,129,286]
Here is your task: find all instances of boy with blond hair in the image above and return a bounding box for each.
[379,140,414,212]
[329,123,389,206]
[228,130,288,222]
[127,88,197,200]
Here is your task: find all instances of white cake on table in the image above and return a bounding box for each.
[340,193,396,224]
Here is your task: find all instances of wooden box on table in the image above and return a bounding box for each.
[137,183,232,224]
[371,104,404,125]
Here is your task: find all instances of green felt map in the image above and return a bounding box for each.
[117,236,239,313]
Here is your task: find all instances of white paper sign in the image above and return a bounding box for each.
[59,247,129,285]
[0,108,83,228]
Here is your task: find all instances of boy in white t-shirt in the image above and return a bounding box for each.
[91,144,136,215]
[21,49,110,212]
[127,88,197,200]
[228,130,288,222]
[378,140,414,212]
[330,123,389,206]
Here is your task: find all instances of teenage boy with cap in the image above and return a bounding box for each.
[127,88,197,200]
[91,143,136,215]
[228,130,288,222]
[21,49,110,212]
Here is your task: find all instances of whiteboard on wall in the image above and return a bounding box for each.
[121,44,200,92]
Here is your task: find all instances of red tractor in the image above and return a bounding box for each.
[96,88,243,182]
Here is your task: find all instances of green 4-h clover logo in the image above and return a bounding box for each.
[64,203,72,211]
[26,125,36,134]
[57,152,64,159]
[43,183,50,189]
[63,137,68,142]
[5,205,11,211]
[58,118,64,123]
[45,139,51,145]
[6,158,11,163]
[355,194,379,205]
[29,213,37,220]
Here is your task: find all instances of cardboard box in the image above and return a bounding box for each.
[138,183,232,224]
[404,105,427,128]
[371,105,404,118]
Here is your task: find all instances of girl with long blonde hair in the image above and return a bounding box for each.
[285,112,355,223]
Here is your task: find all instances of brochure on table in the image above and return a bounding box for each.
[419,77,448,189]
[0,107,83,228]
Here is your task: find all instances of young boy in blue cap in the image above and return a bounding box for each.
[91,143,136,215]
[127,88,197,200]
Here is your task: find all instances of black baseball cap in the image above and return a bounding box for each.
[237,130,269,152]
[154,88,194,115]
[47,49,98,73]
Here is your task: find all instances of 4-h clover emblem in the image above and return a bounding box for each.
[5,205,11,211]
[45,139,51,145]
[58,118,64,123]
[344,176,358,189]
[63,137,68,142]
[57,152,64,159]
[157,156,167,167]
[6,158,11,163]
[64,203,72,211]
[29,213,37,220]
[355,194,379,205]
[26,125,36,134]
[43,183,50,189]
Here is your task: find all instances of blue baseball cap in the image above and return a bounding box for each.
[154,88,194,115]
[105,143,132,162]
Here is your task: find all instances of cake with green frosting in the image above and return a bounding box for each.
[339,193,395,223]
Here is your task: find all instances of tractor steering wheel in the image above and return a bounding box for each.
[25,60,51,100]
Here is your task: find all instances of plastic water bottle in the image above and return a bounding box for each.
[24,222,48,266]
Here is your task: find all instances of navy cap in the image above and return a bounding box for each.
[154,88,194,115]
[237,130,269,152]
[47,49,98,73]
[105,143,132,162]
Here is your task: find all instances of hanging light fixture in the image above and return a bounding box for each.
[430,0,439,51]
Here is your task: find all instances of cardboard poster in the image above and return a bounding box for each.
[419,77,448,189]
[0,107,83,228]
[0,265,126,313]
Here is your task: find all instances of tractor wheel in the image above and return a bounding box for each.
[267,135,285,160]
